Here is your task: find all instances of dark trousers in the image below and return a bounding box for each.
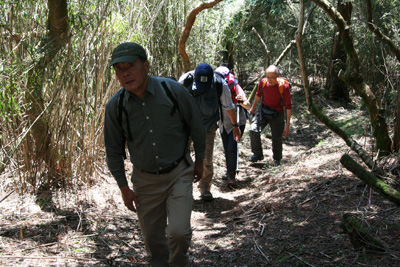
[220,125,246,174]
[249,109,285,161]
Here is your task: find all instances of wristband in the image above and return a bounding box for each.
[232,124,239,127]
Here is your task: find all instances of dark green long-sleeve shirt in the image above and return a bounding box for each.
[104,76,206,187]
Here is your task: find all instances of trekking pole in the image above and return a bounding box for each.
[236,101,241,174]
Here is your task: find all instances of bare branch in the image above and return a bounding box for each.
[365,0,400,62]
[252,27,270,66]
[178,0,224,71]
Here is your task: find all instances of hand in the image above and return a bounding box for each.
[283,124,290,138]
[233,127,241,142]
[250,106,256,115]
[236,95,244,103]
[120,185,139,212]
[193,160,203,183]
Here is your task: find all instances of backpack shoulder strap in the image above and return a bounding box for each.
[161,81,180,116]
[160,80,190,132]
[260,77,285,106]
[261,77,285,95]
[118,92,132,142]
[261,77,267,89]
[215,72,225,80]
[214,80,224,123]
[229,78,239,94]
[278,78,285,96]
[277,78,288,107]
[183,73,194,89]
[260,77,268,97]
[161,80,190,154]
[117,89,125,126]
[216,80,222,98]
[228,79,238,90]
[116,88,130,159]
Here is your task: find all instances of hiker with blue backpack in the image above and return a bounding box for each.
[215,66,251,187]
[179,63,241,201]
[104,42,206,267]
[249,65,292,166]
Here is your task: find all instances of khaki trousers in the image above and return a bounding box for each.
[198,125,217,193]
[131,159,194,267]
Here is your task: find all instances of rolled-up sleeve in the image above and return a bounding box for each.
[217,76,235,111]
[283,83,292,110]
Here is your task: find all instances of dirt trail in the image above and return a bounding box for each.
[1,87,399,266]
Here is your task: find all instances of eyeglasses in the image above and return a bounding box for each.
[266,75,277,79]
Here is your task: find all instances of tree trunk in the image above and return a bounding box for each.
[326,0,351,102]
[365,0,400,63]
[393,92,400,151]
[340,154,400,206]
[26,0,69,190]
[312,0,392,156]
[365,0,400,151]
[219,40,234,70]
[225,40,235,71]
[341,213,388,252]
[338,70,392,155]
[178,0,224,72]
[296,0,382,172]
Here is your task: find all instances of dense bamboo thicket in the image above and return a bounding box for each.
[0,0,240,194]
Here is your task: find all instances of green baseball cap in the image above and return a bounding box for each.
[111,42,147,66]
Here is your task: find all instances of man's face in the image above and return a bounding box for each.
[266,70,278,86]
[113,59,149,95]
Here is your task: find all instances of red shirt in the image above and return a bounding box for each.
[256,77,292,112]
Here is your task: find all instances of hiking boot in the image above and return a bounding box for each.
[273,160,281,166]
[250,154,264,162]
[227,172,237,187]
[200,189,214,202]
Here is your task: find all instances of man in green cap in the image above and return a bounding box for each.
[104,42,206,266]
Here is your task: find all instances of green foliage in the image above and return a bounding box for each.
[246,0,289,15]
[0,80,21,123]
[336,114,368,137]
[217,0,301,82]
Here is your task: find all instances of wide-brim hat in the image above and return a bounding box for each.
[111,42,147,66]
[194,63,213,92]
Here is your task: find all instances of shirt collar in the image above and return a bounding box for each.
[124,75,154,99]
[146,76,155,96]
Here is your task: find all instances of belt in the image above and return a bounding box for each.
[141,157,184,175]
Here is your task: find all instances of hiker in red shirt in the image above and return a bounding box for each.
[249,65,292,166]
